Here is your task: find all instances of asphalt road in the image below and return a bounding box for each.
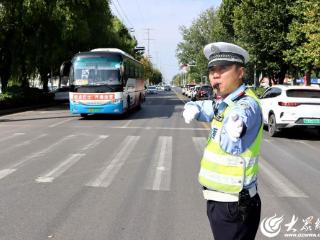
[0,88,320,240]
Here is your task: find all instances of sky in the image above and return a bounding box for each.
[110,0,222,83]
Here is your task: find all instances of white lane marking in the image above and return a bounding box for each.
[0,169,16,180]
[120,120,132,128]
[0,134,47,154]
[36,154,85,183]
[80,135,108,152]
[87,136,140,188]
[192,137,207,155]
[49,118,74,128]
[259,156,308,198]
[2,134,76,174]
[35,135,108,183]
[72,125,209,131]
[151,136,173,191]
[0,133,25,143]
[0,135,76,180]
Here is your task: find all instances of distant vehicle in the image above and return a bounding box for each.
[182,84,195,96]
[54,87,70,101]
[147,86,157,94]
[60,48,145,117]
[181,86,186,95]
[260,85,320,136]
[186,86,195,98]
[191,85,201,101]
[195,85,213,101]
[156,85,163,91]
[164,85,171,91]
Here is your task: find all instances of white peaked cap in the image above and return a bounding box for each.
[203,42,249,68]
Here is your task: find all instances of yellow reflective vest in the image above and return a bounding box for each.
[198,88,263,193]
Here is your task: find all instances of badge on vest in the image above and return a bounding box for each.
[213,101,228,122]
[209,127,218,140]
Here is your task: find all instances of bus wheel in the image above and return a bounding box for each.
[80,113,88,118]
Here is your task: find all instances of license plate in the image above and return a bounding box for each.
[88,108,102,113]
[303,119,320,124]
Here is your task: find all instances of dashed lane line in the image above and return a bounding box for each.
[36,135,108,183]
[86,136,140,188]
[145,136,173,191]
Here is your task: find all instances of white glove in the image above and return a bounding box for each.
[183,104,199,124]
[224,113,244,142]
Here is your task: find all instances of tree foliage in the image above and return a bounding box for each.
[176,8,225,84]
[233,0,294,84]
[0,0,140,92]
[284,0,320,77]
[218,0,241,41]
[177,0,319,86]
[140,57,162,85]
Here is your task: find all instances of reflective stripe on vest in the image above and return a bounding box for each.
[198,88,263,193]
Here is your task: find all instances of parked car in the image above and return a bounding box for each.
[191,85,201,101]
[147,85,157,94]
[181,86,187,95]
[195,85,213,100]
[186,86,195,98]
[182,84,195,96]
[156,85,163,91]
[54,86,70,101]
[260,85,320,136]
[164,85,171,91]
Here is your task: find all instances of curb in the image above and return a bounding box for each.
[0,102,62,117]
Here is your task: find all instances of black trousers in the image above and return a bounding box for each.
[207,194,261,240]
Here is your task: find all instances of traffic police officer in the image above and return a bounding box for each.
[183,42,263,240]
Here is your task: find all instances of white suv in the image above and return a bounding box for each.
[260,85,320,136]
[191,85,201,101]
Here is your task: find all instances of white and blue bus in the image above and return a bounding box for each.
[60,48,145,117]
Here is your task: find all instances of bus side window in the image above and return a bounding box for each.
[125,65,130,78]
[127,78,135,90]
[130,65,134,77]
[122,75,128,88]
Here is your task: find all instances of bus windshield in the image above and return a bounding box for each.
[72,57,121,86]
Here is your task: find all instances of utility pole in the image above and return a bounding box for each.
[144,28,154,59]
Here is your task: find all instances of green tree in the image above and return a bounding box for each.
[140,56,163,85]
[0,0,40,88]
[140,57,153,82]
[0,1,20,92]
[0,0,139,92]
[284,0,320,84]
[218,0,242,41]
[150,68,162,85]
[176,7,229,84]
[172,73,183,87]
[110,17,138,57]
[233,0,295,84]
